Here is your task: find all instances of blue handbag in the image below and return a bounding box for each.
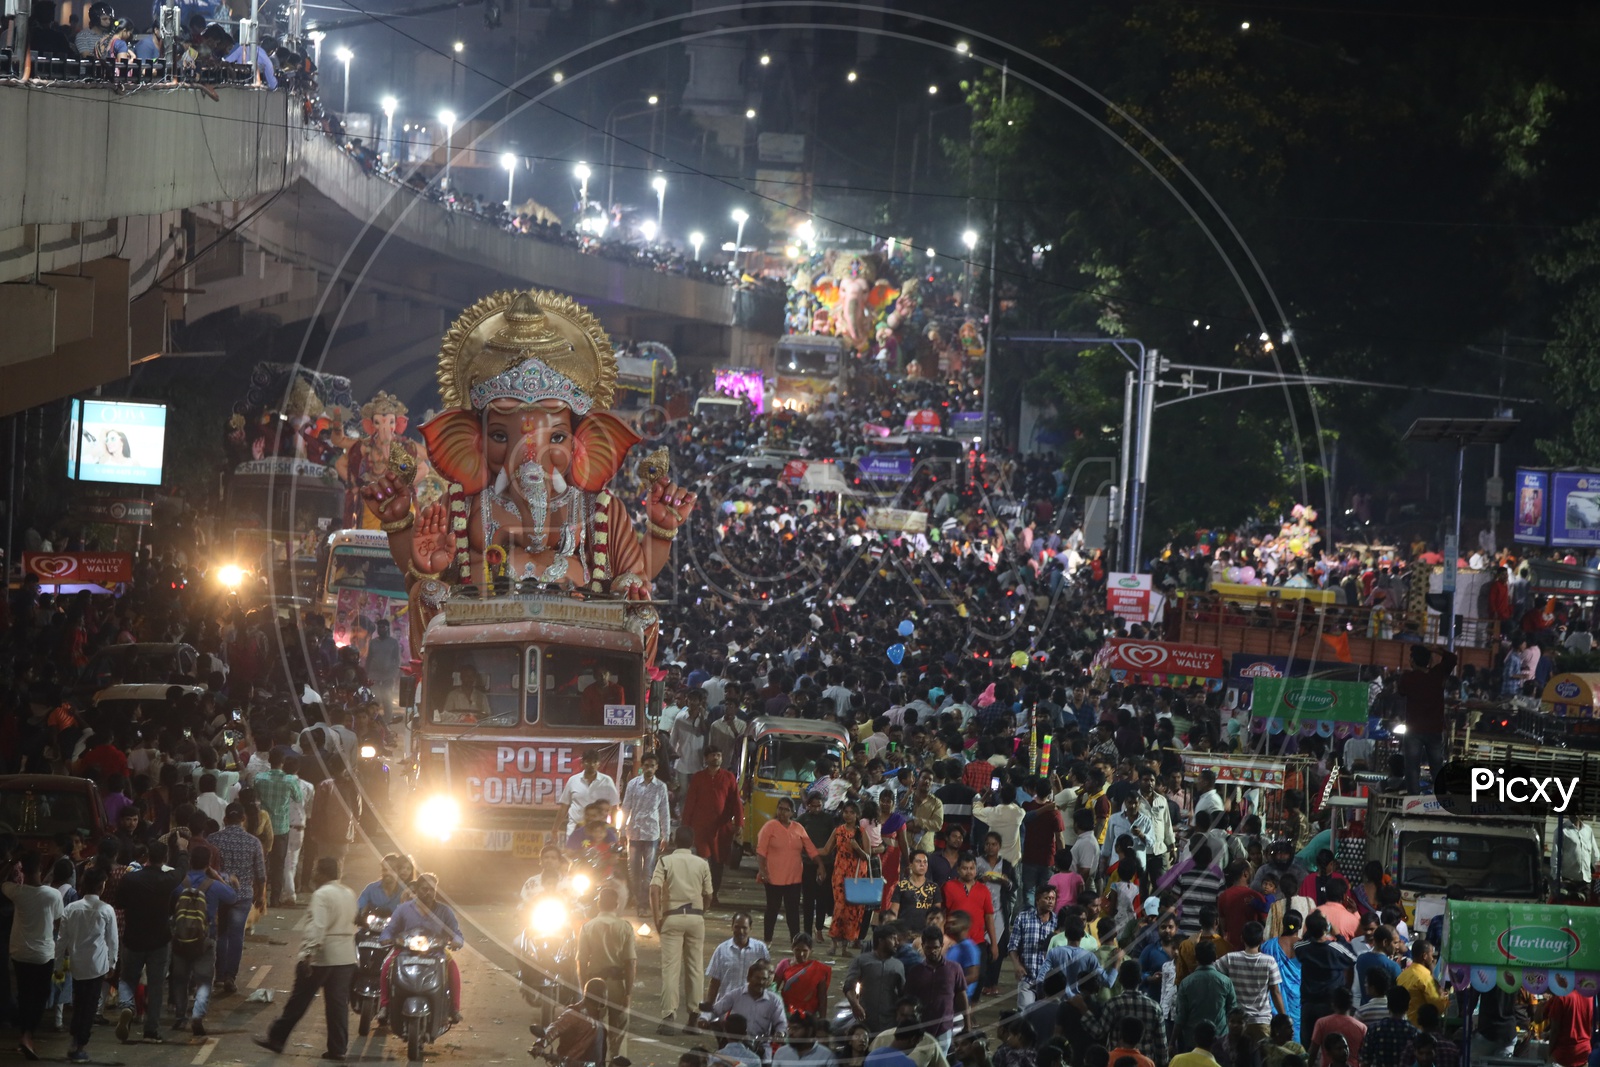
[843,857,884,906]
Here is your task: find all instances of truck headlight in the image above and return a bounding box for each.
[415,795,460,841]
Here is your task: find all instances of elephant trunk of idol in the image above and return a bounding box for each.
[496,457,570,544]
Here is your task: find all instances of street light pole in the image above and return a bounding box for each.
[732,208,748,268]
[574,162,591,213]
[502,152,517,209]
[690,231,704,261]
[335,46,352,115]
[652,174,667,232]
[380,95,396,165]
[439,109,457,192]
[978,58,1008,455]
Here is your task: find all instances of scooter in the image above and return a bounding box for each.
[354,741,390,831]
[351,911,390,1036]
[388,933,454,1062]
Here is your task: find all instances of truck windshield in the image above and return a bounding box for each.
[0,788,99,837]
[327,548,407,596]
[535,646,641,729]
[425,647,523,727]
[756,737,833,783]
[778,346,836,376]
[1396,830,1542,897]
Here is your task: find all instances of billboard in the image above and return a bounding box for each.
[857,455,914,481]
[22,552,134,585]
[67,399,167,486]
[1552,471,1600,547]
[1513,469,1549,544]
[1106,572,1157,623]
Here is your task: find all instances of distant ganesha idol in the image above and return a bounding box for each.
[361,289,696,657]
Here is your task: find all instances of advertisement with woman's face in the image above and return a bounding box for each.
[67,399,168,486]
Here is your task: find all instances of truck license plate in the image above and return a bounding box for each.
[512,831,544,858]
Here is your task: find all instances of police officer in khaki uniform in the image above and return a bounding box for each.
[577,884,637,1056]
[650,825,714,1034]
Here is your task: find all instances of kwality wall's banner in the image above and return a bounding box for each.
[1092,639,1224,690]
[22,552,134,585]
[1249,676,1371,738]
[445,740,625,810]
[1513,469,1550,544]
[1444,900,1600,995]
[1106,572,1157,623]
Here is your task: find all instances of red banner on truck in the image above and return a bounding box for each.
[444,740,623,809]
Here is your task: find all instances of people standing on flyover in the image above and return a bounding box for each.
[651,826,714,1035]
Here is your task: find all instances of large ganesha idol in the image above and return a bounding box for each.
[360,289,697,658]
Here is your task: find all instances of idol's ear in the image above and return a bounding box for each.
[394,415,409,435]
[419,409,488,494]
[361,417,377,437]
[571,412,642,493]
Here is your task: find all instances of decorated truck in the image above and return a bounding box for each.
[352,288,698,875]
[405,592,653,870]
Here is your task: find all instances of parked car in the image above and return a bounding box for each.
[0,775,109,853]
[79,642,198,697]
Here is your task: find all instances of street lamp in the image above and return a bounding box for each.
[846,70,857,83]
[574,162,591,211]
[335,45,352,114]
[452,40,463,52]
[651,174,667,231]
[640,219,657,243]
[380,95,397,164]
[501,152,517,209]
[307,29,324,67]
[962,229,979,305]
[731,207,748,249]
[438,109,457,191]
[927,84,938,95]
[745,108,757,119]
[689,231,704,260]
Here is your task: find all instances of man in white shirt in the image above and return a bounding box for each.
[59,866,118,1063]
[6,852,64,1058]
[668,692,710,795]
[1193,770,1223,819]
[558,750,621,839]
[253,857,359,1059]
[620,754,672,917]
[703,912,770,1007]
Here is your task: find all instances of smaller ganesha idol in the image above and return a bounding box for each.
[361,289,697,658]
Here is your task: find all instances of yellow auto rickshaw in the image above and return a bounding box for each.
[737,717,851,848]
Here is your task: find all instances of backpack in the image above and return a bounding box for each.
[171,877,213,959]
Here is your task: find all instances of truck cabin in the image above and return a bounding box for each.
[420,642,644,733]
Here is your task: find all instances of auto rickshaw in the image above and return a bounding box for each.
[736,717,851,848]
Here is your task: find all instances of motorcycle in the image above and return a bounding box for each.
[354,740,390,831]
[388,933,454,1062]
[516,871,592,1027]
[351,911,390,1036]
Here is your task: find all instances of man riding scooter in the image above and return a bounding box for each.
[380,873,465,1024]
[567,801,627,909]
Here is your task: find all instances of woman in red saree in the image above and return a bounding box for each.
[772,933,832,1014]
[821,801,870,953]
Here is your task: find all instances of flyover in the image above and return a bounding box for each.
[0,84,766,415]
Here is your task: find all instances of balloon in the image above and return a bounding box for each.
[898,620,915,637]
[1010,651,1029,669]
[887,644,905,665]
